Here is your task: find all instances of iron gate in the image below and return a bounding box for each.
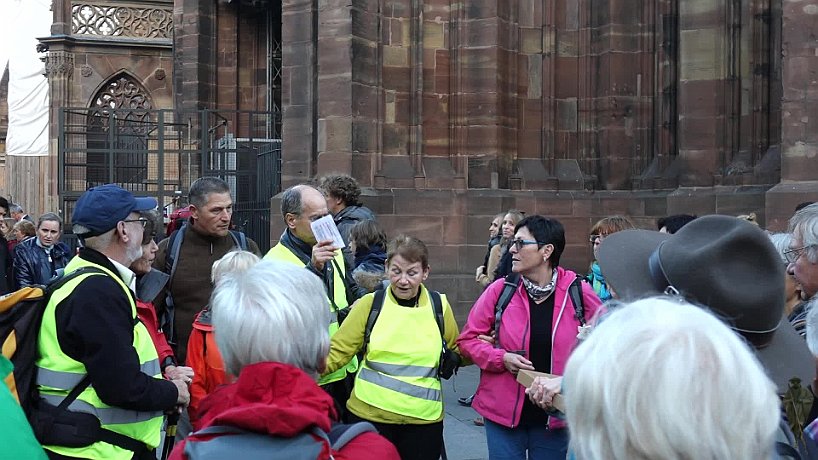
[58,108,282,252]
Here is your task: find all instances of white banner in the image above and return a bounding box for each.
[5,0,51,157]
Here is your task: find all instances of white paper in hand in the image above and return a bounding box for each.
[310,214,346,248]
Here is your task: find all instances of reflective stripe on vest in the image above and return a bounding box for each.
[36,359,161,389]
[357,367,441,402]
[39,394,164,425]
[353,287,444,420]
[264,243,358,385]
[36,257,165,460]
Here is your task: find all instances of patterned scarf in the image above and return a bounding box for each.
[589,261,611,301]
[522,269,558,302]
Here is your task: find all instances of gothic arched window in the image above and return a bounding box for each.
[86,73,153,188]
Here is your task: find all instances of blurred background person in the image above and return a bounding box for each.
[475,213,504,287]
[9,203,33,222]
[319,173,376,268]
[187,249,260,425]
[586,216,635,301]
[656,214,696,234]
[323,235,463,460]
[171,261,399,459]
[459,215,603,459]
[13,212,70,288]
[11,219,35,248]
[348,220,388,293]
[563,298,780,460]
[477,210,524,287]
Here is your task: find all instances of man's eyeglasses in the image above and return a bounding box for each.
[784,244,816,264]
[122,218,149,229]
[511,239,542,251]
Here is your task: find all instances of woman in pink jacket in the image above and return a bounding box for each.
[458,215,603,459]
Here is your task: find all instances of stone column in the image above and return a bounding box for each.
[281,0,318,185]
[765,0,818,229]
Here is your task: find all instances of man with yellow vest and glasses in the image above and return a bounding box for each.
[323,235,465,460]
[264,184,367,417]
[34,184,189,460]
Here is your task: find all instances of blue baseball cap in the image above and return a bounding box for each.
[72,184,157,236]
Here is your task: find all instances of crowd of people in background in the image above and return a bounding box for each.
[2,174,818,460]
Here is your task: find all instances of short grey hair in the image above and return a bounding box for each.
[211,260,331,377]
[564,297,779,460]
[789,203,818,263]
[189,177,231,209]
[767,232,792,265]
[280,184,320,218]
[38,212,63,231]
[9,204,23,214]
[81,229,115,252]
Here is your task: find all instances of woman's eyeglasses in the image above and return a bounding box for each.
[511,239,542,250]
[589,234,607,245]
[122,217,156,245]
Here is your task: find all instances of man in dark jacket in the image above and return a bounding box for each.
[36,184,188,459]
[318,173,376,267]
[13,212,71,289]
[152,177,261,365]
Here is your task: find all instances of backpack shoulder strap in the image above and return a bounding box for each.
[229,230,248,251]
[364,289,386,348]
[166,225,187,286]
[328,421,378,451]
[429,290,445,340]
[46,266,107,295]
[568,275,586,327]
[493,273,520,349]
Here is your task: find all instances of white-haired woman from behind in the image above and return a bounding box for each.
[169,261,399,460]
[563,298,780,460]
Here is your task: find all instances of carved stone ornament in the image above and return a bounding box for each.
[44,52,74,78]
[81,65,93,77]
[72,3,173,39]
[154,69,166,80]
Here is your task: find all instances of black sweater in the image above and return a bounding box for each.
[53,248,178,411]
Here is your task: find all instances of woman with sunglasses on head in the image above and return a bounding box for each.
[586,216,634,302]
[458,215,603,459]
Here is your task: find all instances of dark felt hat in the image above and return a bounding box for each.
[597,215,814,394]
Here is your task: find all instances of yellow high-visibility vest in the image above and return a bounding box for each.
[36,257,165,460]
[264,243,358,384]
[353,287,444,420]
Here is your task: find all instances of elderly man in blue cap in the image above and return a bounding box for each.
[33,184,189,460]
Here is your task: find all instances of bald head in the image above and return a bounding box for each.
[281,185,329,245]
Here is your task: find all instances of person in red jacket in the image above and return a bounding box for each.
[130,209,193,382]
[170,261,399,459]
[187,250,260,424]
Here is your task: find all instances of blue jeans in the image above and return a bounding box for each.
[484,419,568,460]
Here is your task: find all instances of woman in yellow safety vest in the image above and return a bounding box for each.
[323,235,465,460]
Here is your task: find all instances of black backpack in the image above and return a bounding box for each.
[0,267,156,456]
[492,273,587,349]
[0,266,104,415]
[161,224,248,346]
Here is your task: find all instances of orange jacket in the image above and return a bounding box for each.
[186,308,230,424]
